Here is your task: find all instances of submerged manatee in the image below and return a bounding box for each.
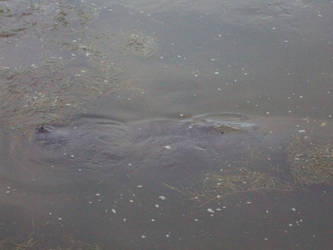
[33,113,333,196]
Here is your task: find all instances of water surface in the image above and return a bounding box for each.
[0,0,332,249]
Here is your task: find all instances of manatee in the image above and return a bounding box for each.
[31,113,333,197]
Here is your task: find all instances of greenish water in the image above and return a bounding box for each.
[0,0,332,249]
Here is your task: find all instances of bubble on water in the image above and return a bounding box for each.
[123,218,127,222]
[214,71,220,75]
[291,208,296,212]
[141,235,147,239]
[207,208,215,213]
[129,199,134,203]
[137,185,143,188]
[158,195,166,200]
[164,145,172,150]
[155,204,160,208]
[166,233,171,238]
[151,218,156,222]
[96,193,101,197]
[194,218,199,222]
[112,209,117,214]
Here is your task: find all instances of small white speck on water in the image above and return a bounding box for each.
[264,237,268,241]
[217,88,222,92]
[320,122,327,127]
[58,217,62,221]
[210,58,216,62]
[266,112,270,115]
[291,208,296,212]
[112,209,117,214]
[193,73,199,78]
[48,212,52,216]
[216,195,221,199]
[214,71,220,75]
[70,154,75,158]
[159,56,164,60]
[218,34,222,38]
[265,210,270,214]
[207,208,215,214]
[155,204,160,208]
[96,193,101,197]
[177,54,182,58]
[164,145,172,150]
[5,190,11,194]
[194,218,199,222]
[299,95,303,99]
[179,113,184,117]
[151,218,156,222]
[141,235,147,239]
[243,72,248,76]
[129,199,134,203]
[215,208,222,211]
[245,201,252,205]
[88,201,93,205]
[166,233,171,238]
[78,168,82,172]
[137,185,143,188]
[298,130,306,133]
[128,163,133,167]
[288,110,292,113]
[123,218,127,222]
[288,223,293,227]
[284,40,289,43]
[272,26,276,30]
[158,195,166,200]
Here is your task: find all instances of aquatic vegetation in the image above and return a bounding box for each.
[0,233,103,250]
[0,58,119,132]
[126,33,158,58]
[288,136,333,185]
[164,168,293,207]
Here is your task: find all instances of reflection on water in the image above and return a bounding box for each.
[0,0,333,249]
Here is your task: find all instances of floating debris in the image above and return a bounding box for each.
[158,195,166,200]
[126,33,158,58]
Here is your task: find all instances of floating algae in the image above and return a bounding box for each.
[0,234,103,250]
[288,136,333,185]
[164,168,293,207]
[126,32,158,58]
[0,57,119,132]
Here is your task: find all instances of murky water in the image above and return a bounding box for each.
[0,0,332,249]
